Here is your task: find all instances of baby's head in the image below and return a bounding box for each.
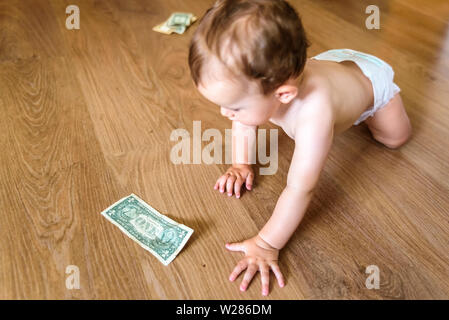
[188,0,309,126]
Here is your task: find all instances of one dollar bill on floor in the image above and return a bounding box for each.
[101,193,193,266]
[153,12,197,35]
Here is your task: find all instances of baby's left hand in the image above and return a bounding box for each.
[225,235,285,296]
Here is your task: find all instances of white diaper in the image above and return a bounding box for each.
[312,49,401,125]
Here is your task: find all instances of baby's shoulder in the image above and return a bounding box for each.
[299,70,334,102]
[294,76,335,120]
[289,97,335,142]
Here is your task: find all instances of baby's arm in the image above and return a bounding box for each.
[259,114,334,249]
[214,120,257,197]
[226,109,334,295]
[231,120,257,165]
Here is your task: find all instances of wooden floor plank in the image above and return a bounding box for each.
[0,0,448,299]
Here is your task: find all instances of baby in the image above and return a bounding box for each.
[188,0,412,296]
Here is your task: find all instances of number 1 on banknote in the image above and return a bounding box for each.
[101,194,194,266]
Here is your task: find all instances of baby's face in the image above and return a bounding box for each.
[198,76,279,126]
[196,58,280,126]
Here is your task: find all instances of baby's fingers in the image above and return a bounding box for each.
[226,174,237,196]
[234,176,244,198]
[216,175,229,193]
[225,242,245,252]
[240,264,258,291]
[260,263,270,296]
[229,260,248,282]
[245,171,254,190]
[269,263,285,288]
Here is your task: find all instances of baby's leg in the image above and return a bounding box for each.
[364,94,412,149]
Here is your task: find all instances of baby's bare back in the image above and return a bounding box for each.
[270,58,375,137]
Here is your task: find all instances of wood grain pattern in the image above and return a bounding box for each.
[0,0,448,299]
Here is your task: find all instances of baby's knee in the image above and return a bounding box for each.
[379,124,412,149]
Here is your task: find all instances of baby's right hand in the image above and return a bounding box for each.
[214,164,254,198]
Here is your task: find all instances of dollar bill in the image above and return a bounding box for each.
[166,12,195,27]
[100,193,194,266]
[153,12,197,35]
[153,22,186,35]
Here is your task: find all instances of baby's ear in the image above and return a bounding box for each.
[275,85,298,104]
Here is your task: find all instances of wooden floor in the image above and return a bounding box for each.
[1,0,448,299]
